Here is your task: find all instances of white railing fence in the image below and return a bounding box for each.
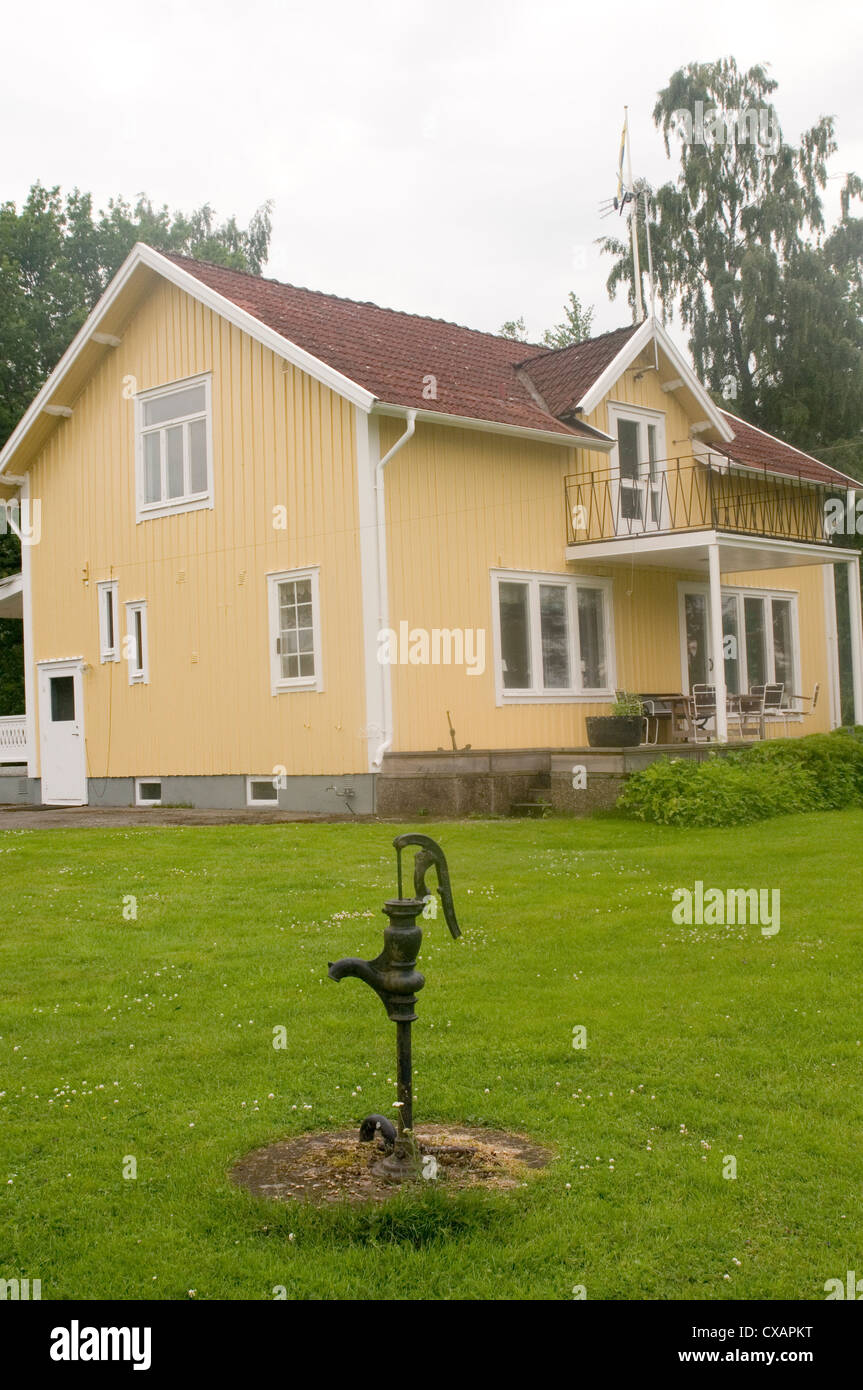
[0,715,28,763]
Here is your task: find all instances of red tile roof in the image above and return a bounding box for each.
[717,411,858,488]
[162,253,607,442]
[516,325,641,417]
[160,254,858,488]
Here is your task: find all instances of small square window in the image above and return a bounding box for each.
[136,779,162,806]
[247,777,280,806]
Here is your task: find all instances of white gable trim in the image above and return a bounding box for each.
[577,317,734,444]
[137,246,376,411]
[0,243,376,477]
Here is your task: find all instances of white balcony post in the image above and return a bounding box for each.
[708,541,728,742]
[848,556,863,725]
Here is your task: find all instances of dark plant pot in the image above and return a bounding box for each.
[585,715,642,749]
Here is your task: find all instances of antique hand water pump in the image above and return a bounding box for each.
[328,834,461,1178]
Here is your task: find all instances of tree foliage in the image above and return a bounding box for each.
[499,291,595,348]
[599,58,863,461]
[0,184,273,449]
[541,291,594,348]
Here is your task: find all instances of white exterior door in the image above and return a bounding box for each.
[38,660,87,805]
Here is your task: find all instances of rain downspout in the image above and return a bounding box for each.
[372,408,417,770]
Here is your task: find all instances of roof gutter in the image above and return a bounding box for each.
[372,402,613,450]
[371,408,417,771]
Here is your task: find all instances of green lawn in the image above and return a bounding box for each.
[1,812,861,1301]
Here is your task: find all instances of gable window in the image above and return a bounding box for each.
[267,567,323,694]
[124,600,149,684]
[607,403,667,532]
[97,580,120,662]
[492,570,614,702]
[135,374,213,521]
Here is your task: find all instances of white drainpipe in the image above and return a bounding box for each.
[371,409,417,770]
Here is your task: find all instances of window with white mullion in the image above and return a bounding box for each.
[701,585,799,704]
[494,571,613,700]
[267,567,323,694]
[136,375,212,518]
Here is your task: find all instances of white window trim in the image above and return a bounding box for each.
[135,778,162,807]
[267,566,324,695]
[606,400,669,533]
[134,372,214,523]
[677,581,802,709]
[490,568,616,705]
[124,600,149,685]
[246,775,281,807]
[97,580,120,663]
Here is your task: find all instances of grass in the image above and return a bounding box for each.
[1,811,861,1301]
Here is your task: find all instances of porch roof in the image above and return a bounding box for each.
[0,571,23,619]
[565,530,859,574]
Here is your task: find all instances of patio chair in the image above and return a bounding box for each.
[688,684,717,743]
[727,690,765,740]
[791,682,820,726]
[751,683,786,735]
[640,698,660,746]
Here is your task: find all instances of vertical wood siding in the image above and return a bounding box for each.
[27,281,367,778]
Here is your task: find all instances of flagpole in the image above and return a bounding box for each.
[624,108,644,322]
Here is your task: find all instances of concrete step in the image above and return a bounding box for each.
[509,799,552,818]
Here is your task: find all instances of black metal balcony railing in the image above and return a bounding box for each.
[564,454,855,547]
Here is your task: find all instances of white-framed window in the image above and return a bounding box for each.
[679,583,801,706]
[267,567,323,694]
[491,569,615,703]
[135,778,162,806]
[134,373,213,521]
[246,776,280,807]
[606,401,667,531]
[97,580,120,662]
[124,600,149,684]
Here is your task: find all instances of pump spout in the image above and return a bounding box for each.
[328,898,426,1022]
[327,956,384,989]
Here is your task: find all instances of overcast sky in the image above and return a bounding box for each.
[3,0,861,347]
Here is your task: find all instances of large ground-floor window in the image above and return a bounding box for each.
[491,569,615,702]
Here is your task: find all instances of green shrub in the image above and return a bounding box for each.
[617,729,863,826]
[738,731,863,809]
[617,754,815,827]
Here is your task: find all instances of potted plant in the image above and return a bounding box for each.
[586,691,643,748]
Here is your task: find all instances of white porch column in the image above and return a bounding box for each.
[822,565,842,729]
[848,556,863,725]
[708,541,728,742]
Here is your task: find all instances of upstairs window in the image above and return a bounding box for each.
[135,375,212,520]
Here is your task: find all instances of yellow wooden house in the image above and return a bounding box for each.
[0,244,861,811]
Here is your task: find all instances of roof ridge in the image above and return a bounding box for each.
[158,249,551,351]
[515,321,638,369]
